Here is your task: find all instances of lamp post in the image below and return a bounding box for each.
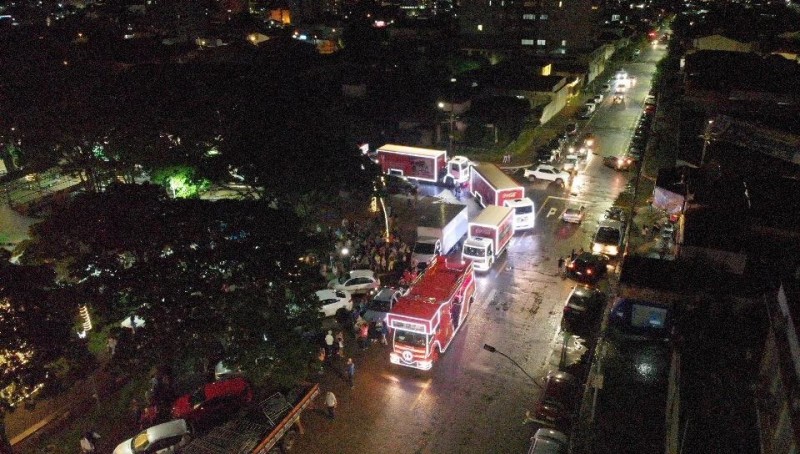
[699,119,714,167]
[438,101,455,154]
[483,344,542,389]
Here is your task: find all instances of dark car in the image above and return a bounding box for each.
[533,147,554,163]
[534,371,580,428]
[602,155,636,171]
[564,123,578,135]
[361,287,402,323]
[565,253,610,283]
[172,377,253,428]
[562,286,605,335]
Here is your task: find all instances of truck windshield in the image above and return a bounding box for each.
[414,242,437,254]
[595,227,621,245]
[514,205,533,215]
[395,331,429,348]
[463,246,486,257]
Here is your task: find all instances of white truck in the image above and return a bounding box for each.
[461,205,515,272]
[377,144,471,186]
[411,202,469,269]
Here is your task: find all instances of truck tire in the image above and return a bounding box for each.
[281,429,298,452]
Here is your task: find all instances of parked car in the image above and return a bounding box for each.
[592,93,604,104]
[644,94,656,106]
[533,147,555,164]
[361,287,403,323]
[113,419,192,454]
[592,219,625,257]
[601,83,611,92]
[564,122,578,135]
[328,269,380,295]
[315,289,354,317]
[523,165,572,187]
[565,252,610,283]
[562,285,605,334]
[534,371,580,428]
[171,377,253,427]
[527,428,568,454]
[560,203,586,224]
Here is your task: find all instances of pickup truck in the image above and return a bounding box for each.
[181,383,319,454]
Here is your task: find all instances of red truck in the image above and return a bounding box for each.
[377,144,471,185]
[387,257,476,370]
[461,205,515,271]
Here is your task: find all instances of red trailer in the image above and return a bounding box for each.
[469,162,525,207]
[387,257,475,370]
[377,144,448,184]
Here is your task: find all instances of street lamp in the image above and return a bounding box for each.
[438,101,455,154]
[699,119,714,166]
[483,344,542,389]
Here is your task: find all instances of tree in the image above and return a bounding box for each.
[22,185,328,386]
[0,262,91,451]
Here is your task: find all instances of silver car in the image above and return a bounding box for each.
[560,204,586,224]
[113,419,191,454]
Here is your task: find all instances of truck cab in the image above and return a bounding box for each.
[504,198,535,231]
[445,156,472,186]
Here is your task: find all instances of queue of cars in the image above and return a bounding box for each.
[113,377,254,454]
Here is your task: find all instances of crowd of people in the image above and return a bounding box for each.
[318,216,414,286]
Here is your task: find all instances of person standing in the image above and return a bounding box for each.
[325,391,337,419]
[345,358,356,388]
[80,430,100,453]
[336,331,345,357]
[324,330,334,359]
[358,323,369,350]
[106,336,118,357]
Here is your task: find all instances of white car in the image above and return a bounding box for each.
[113,419,191,454]
[523,165,572,187]
[315,289,354,317]
[592,94,604,104]
[560,203,586,224]
[327,269,380,295]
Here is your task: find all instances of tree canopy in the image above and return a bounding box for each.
[23,184,328,386]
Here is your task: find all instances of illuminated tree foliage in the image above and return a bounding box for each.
[0,263,90,412]
[23,184,327,387]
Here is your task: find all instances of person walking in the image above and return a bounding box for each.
[358,323,369,349]
[379,321,389,346]
[325,391,337,419]
[345,358,356,388]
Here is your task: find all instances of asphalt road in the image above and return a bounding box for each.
[293,45,665,454]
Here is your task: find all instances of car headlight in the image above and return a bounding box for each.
[592,243,602,253]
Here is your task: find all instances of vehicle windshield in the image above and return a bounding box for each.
[395,330,429,348]
[367,297,392,312]
[595,227,620,245]
[463,246,486,257]
[414,242,437,254]
[565,208,581,216]
[514,205,533,215]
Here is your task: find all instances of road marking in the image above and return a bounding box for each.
[547,208,557,218]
